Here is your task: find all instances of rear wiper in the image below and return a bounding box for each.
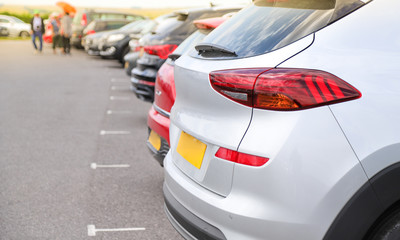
[168,53,181,61]
[195,43,237,57]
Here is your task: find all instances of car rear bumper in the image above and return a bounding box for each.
[146,132,169,166]
[147,105,169,144]
[71,36,82,47]
[147,106,170,165]
[163,182,227,240]
[130,74,156,102]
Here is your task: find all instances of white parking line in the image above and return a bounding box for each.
[111,86,130,91]
[90,163,130,169]
[100,130,131,135]
[88,225,145,236]
[106,110,133,115]
[110,96,130,101]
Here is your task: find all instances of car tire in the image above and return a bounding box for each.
[367,208,400,240]
[20,31,30,38]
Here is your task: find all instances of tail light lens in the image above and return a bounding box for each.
[210,68,269,107]
[134,46,141,52]
[144,44,178,59]
[210,68,361,110]
[194,17,227,30]
[86,30,95,35]
[81,13,87,26]
[215,147,269,167]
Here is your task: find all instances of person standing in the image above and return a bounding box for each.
[30,10,45,53]
[51,14,62,54]
[60,12,72,55]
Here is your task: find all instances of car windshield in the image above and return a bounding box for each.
[85,21,96,31]
[119,20,143,31]
[196,0,365,59]
[10,16,24,23]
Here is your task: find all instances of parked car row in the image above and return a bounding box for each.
[71,9,145,48]
[82,0,400,239]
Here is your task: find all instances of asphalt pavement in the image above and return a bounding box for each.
[0,40,181,240]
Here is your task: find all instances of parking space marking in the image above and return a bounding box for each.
[106,110,132,115]
[90,163,130,169]
[110,96,130,101]
[100,130,131,135]
[111,78,128,83]
[88,225,145,236]
[111,86,130,91]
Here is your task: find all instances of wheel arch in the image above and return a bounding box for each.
[324,162,400,240]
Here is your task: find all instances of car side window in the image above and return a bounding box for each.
[100,14,125,20]
[94,22,107,31]
[105,21,128,30]
[0,18,10,23]
[126,15,143,21]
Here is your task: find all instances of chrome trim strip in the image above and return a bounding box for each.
[153,103,170,118]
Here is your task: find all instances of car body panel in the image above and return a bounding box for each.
[277,0,400,179]
[170,34,314,196]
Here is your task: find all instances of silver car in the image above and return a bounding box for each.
[164,0,400,239]
[0,15,30,37]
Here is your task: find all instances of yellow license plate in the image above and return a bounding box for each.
[176,132,207,169]
[148,130,161,151]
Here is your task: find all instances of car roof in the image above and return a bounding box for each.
[91,19,132,23]
[174,5,244,15]
[83,9,141,15]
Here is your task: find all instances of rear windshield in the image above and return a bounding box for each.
[173,30,210,56]
[195,0,365,59]
[153,15,184,35]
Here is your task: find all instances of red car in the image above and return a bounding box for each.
[43,19,53,43]
[147,16,230,165]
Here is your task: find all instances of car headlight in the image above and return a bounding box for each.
[107,34,125,43]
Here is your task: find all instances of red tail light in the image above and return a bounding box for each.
[194,17,227,30]
[210,68,361,110]
[210,68,269,106]
[86,30,96,35]
[81,13,87,26]
[215,147,269,167]
[144,44,178,59]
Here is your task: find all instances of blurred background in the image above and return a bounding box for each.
[0,0,250,20]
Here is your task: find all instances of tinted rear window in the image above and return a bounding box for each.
[153,15,184,35]
[174,30,210,56]
[196,0,365,59]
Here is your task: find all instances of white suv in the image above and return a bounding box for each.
[163,0,400,239]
